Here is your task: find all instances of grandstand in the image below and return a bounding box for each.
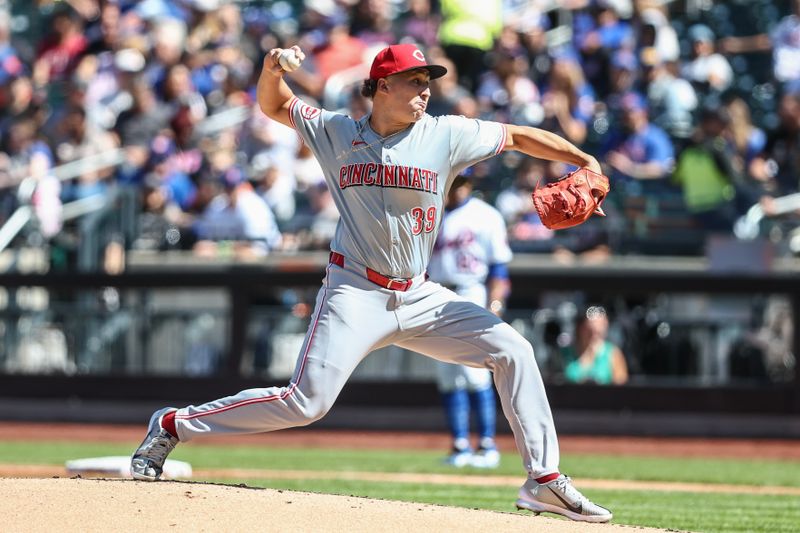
[0,0,797,436]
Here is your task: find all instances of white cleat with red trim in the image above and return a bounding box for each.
[131,407,179,481]
[516,474,613,523]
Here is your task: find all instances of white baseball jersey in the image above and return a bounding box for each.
[428,197,512,295]
[428,197,512,392]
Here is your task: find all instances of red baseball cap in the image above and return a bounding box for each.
[369,44,447,81]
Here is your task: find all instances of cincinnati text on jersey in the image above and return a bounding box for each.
[338,163,438,194]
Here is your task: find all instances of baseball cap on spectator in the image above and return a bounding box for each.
[369,44,447,81]
[251,152,275,174]
[305,0,337,17]
[451,175,471,189]
[641,7,667,28]
[303,0,348,32]
[0,13,21,84]
[0,52,23,84]
[620,91,647,112]
[189,0,221,12]
[688,24,715,44]
[136,0,172,20]
[50,1,79,20]
[611,49,638,71]
[150,134,176,164]
[450,166,477,189]
[595,0,632,18]
[221,165,247,189]
[242,5,270,31]
[312,180,329,193]
[699,101,731,125]
[512,8,550,33]
[115,49,146,73]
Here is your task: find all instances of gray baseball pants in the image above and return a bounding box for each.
[174,256,560,477]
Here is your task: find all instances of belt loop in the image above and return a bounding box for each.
[329,251,344,268]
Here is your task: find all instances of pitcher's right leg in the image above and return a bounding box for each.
[174,279,393,441]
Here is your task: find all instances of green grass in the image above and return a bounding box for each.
[558,454,800,488]
[2,441,799,488]
[0,441,136,464]
[197,478,800,533]
[2,440,800,532]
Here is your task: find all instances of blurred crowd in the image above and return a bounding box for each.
[1,0,800,263]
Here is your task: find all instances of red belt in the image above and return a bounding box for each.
[329,252,415,292]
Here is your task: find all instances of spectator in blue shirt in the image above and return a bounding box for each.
[574,0,635,98]
[602,92,674,195]
[605,48,641,126]
[579,0,634,52]
[0,11,23,86]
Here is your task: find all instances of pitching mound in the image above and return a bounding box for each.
[0,478,666,532]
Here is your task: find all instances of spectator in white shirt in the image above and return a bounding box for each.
[193,165,282,258]
[682,24,733,93]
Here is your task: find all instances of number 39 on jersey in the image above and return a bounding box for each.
[411,206,437,235]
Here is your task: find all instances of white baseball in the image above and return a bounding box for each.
[278,49,301,72]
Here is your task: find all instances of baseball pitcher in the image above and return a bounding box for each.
[132,43,612,523]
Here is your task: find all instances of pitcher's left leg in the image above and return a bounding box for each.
[396,300,559,477]
[395,293,611,522]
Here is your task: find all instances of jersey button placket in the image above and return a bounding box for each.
[383,147,401,272]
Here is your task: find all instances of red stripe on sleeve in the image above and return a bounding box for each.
[287,96,299,130]
[495,124,508,155]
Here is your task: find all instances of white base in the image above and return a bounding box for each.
[65,456,193,479]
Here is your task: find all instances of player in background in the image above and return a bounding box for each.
[131,43,613,523]
[427,171,510,468]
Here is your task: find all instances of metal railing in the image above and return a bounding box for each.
[0,105,253,260]
[734,192,800,241]
[0,149,127,254]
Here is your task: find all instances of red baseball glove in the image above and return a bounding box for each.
[532,168,610,230]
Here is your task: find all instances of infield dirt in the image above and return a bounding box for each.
[5,425,794,532]
[0,477,670,533]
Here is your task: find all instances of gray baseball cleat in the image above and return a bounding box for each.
[515,474,613,523]
[130,407,179,481]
